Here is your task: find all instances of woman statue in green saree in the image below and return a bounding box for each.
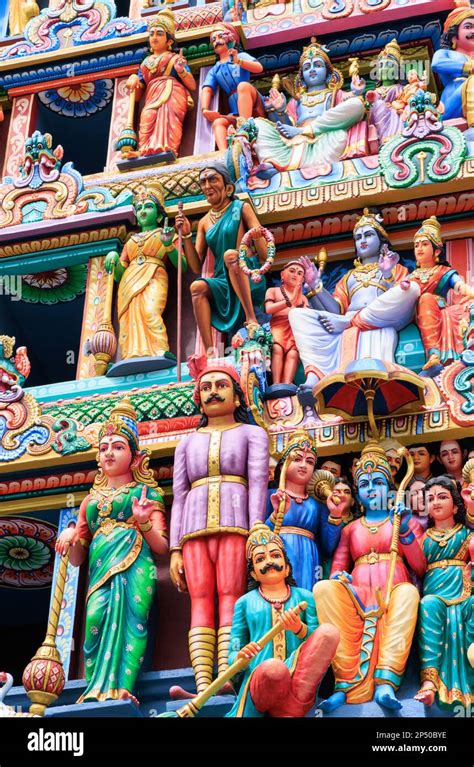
[414,475,474,710]
[56,398,168,705]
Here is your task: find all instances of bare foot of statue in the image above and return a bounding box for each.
[316,313,351,334]
[318,691,346,713]
[420,352,443,378]
[414,683,436,706]
[301,371,319,390]
[276,121,303,139]
[375,683,402,711]
[296,371,320,406]
[169,685,197,700]
[169,681,234,700]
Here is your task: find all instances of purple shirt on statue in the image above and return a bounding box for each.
[170,422,269,550]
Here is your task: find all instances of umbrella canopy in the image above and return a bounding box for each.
[313,358,426,438]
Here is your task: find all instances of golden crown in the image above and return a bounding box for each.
[354,441,392,486]
[98,398,140,452]
[414,216,443,249]
[353,208,389,241]
[299,37,332,69]
[246,522,285,560]
[378,38,402,63]
[148,9,176,39]
[133,182,166,211]
[280,429,317,463]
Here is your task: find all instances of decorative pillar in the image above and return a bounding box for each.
[48,507,81,680]
[106,77,131,172]
[2,93,37,178]
[77,255,110,378]
[193,66,219,156]
[22,506,80,715]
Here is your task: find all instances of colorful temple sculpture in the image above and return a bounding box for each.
[0,0,474,724]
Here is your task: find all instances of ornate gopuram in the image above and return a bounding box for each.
[0,0,473,728]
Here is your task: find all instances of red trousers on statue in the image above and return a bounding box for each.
[182,533,247,629]
[249,624,340,717]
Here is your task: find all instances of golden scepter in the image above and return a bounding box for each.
[376,447,414,613]
[22,552,70,715]
[462,458,474,501]
[90,253,118,375]
[348,57,360,81]
[312,247,328,278]
[160,600,308,718]
[273,457,290,535]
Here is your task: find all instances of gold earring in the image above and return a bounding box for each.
[453,38,457,49]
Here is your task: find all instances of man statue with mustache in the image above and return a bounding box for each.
[201,23,265,151]
[169,364,269,698]
[432,0,474,131]
[226,522,340,717]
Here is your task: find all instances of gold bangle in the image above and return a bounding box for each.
[139,519,153,533]
[182,232,193,240]
[296,623,308,639]
[328,515,342,526]
[306,282,322,299]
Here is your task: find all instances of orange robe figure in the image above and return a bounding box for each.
[137,52,193,157]
[409,264,470,365]
[314,516,425,704]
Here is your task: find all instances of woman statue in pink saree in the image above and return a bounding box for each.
[125,10,196,160]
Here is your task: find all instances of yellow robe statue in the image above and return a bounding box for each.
[117,230,175,359]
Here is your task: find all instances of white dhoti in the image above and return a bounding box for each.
[254,98,366,172]
[289,283,421,377]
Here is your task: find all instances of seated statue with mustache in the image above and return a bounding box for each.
[225,522,340,717]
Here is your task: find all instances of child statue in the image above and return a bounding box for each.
[55,399,168,705]
[264,260,308,389]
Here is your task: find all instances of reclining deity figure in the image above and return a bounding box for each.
[288,209,418,392]
[253,37,367,172]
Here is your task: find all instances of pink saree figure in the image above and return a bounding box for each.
[125,10,196,159]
